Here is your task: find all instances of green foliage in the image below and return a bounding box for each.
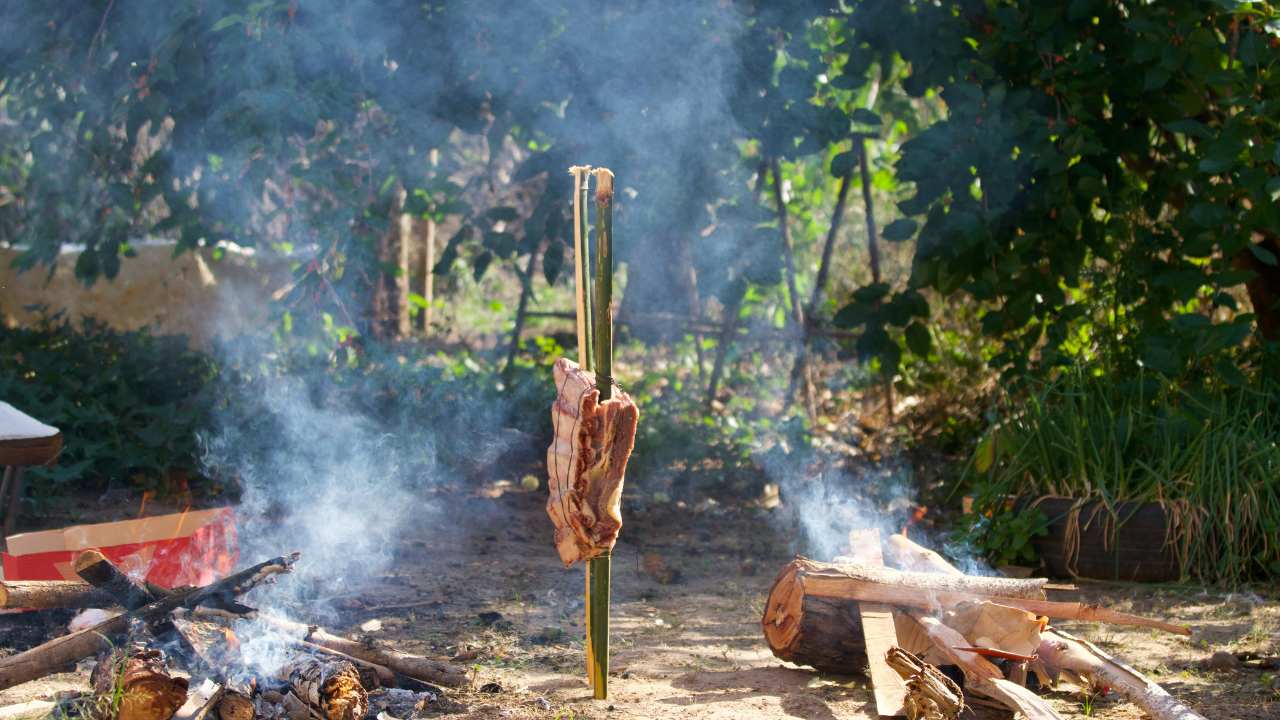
[0,314,217,499]
[965,366,1280,584]
[833,0,1280,380]
[955,507,1050,568]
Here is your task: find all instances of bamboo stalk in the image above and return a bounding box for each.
[589,167,616,700]
[569,166,594,371]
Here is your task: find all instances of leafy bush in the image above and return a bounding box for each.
[0,315,217,500]
[965,367,1280,584]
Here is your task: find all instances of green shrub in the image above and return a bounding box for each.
[0,314,217,501]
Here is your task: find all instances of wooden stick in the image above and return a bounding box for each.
[795,558,1189,635]
[569,164,596,689]
[0,554,297,691]
[243,612,468,689]
[1038,629,1205,720]
[0,580,113,609]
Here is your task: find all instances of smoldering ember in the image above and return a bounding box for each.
[1,3,1278,720]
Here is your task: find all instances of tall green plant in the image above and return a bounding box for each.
[968,367,1280,584]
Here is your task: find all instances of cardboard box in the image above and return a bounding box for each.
[3,507,238,587]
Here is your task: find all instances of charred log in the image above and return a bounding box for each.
[90,644,189,720]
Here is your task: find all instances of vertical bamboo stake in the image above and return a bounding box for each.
[589,167,615,699]
[569,167,594,369]
[568,165,596,686]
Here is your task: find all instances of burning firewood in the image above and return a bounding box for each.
[0,553,297,692]
[545,356,638,566]
[89,644,189,720]
[279,657,368,720]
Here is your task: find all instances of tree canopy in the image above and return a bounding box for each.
[2,0,1277,383]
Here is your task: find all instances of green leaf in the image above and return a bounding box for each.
[904,321,931,356]
[882,218,918,242]
[973,434,996,473]
[1248,242,1278,267]
[830,150,857,177]
[211,14,244,32]
[851,108,881,126]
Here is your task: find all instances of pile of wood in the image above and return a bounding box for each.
[0,550,468,720]
[762,530,1206,720]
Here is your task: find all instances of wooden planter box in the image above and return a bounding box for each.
[1025,497,1181,582]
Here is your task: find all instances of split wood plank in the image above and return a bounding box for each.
[847,528,906,718]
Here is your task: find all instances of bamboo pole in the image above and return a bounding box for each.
[589,167,616,699]
[570,166,594,370]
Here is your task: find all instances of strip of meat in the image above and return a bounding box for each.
[546,357,639,566]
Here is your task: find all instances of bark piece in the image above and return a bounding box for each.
[90,644,190,720]
[884,647,962,720]
[217,691,255,720]
[904,612,1063,720]
[545,357,639,566]
[0,554,297,691]
[0,580,113,610]
[1037,628,1206,720]
[75,549,154,610]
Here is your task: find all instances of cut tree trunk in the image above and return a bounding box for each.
[0,554,297,691]
[0,580,112,609]
[760,558,868,674]
[90,644,190,720]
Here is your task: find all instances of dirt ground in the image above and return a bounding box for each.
[2,485,1277,720]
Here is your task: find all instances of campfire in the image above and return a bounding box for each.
[0,550,467,720]
[761,529,1204,720]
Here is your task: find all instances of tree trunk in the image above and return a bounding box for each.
[90,645,189,720]
[770,158,817,422]
[373,188,410,340]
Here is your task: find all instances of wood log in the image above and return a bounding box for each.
[884,647,962,720]
[883,535,964,576]
[90,644,190,720]
[761,559,868,673]
[217,691,255,720]
[0,580,114,609]
[281,655,368,720]
[792,558,1188,635]
[0,554,298,691]
[0,700,58,720]
[75,549,154,609]
[1037,629,1206,720]
[251,613,468,689]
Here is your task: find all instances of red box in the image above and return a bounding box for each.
[3,508,238,588]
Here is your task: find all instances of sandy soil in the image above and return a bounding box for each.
[2,486,1277,719]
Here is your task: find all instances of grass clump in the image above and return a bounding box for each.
[965,366,1280,585]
